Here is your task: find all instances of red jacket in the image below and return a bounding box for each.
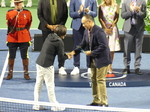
[6,9,32,43]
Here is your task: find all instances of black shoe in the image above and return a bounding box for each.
[87,103,102,106]
[122,68,130,74]
[135,68,142,75]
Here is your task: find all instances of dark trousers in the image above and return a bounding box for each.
[42,30,54,43]
[73,26,90,68]
[7,42,30,59]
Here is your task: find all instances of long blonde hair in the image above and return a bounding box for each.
[100,0,116,6]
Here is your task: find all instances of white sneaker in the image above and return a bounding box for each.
[1,1,6,7]
[59,67,67,75]
[26,1,32,7]
[32,105,46,110]
[70,67,79,75]
[51,106,65,111]
[87,68,91,75]
[10,2,15,7]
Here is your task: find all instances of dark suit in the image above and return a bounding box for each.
[74,25,111,68]
[121,0,146,69]
[70,0,97,68]
[74,25,111,105]
[37,0,68,42]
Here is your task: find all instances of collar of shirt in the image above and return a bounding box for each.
[132,0,137,6]
[81,0,85,5]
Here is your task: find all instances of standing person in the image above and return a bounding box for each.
[69,0,97,75]
[37,0,68,75]
[120,0,148,8]
[98,0,120,74]
[33,25,71,111]
[121,0,146,74]
[68,14,111,107]
[6,0,32,80]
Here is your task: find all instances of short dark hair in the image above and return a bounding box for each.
[55,25,67,36]
[83,14,94,22]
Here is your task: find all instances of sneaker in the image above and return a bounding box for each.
[51,106,65,111]
[32,105,46,110]
[87,68,91,75]
[70,67,79,75]
[10,2,15,7]
[26,1,32,7]
[59,67,67,75]
[1,1,6,7]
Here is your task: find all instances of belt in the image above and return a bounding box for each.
[15,27,26,31]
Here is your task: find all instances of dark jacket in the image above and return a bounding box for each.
[37,0,68,31]
[36,33,68,67]
[74,25,112,68]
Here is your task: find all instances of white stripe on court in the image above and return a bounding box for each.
[0,52,9,88]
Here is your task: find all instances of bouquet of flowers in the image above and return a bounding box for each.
[145,2,150,34]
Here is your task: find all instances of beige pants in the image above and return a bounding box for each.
[34,64,58,103]
[90,60,108,105]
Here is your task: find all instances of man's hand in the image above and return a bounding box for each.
[66,51,75,59]
[66,54,72,59]
[130,2,135,12]
[78,4,84,13]
[84,6,90,13]
[52,25,58,31]
[134,5,141,13]
[84,51,91,56]
[105,28,113,35]
[46,24,53,30]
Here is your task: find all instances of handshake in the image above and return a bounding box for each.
[66,51,75,59]
[66,50,92,59]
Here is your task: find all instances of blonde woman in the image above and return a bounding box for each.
[98,0,120,74]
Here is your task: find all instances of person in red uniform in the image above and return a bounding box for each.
[6,0,32,80]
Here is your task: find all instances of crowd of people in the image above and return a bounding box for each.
[4,0,148,111]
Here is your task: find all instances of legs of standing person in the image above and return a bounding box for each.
[6,43,17,80]
[134,31,144,74]
[42,31,51,44]
[33,65,65,111]
[33,64,45,110]
[44,66,58,103]
[45,66,65,111]
[20,42,30,80]
[122,31,134,74]
[108,52,114,73]
[87,56,92,75]
[33,64,58,103]
[90,60,108,106]
[71,26,85,75]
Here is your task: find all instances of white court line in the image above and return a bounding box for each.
[0,52,9,88]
